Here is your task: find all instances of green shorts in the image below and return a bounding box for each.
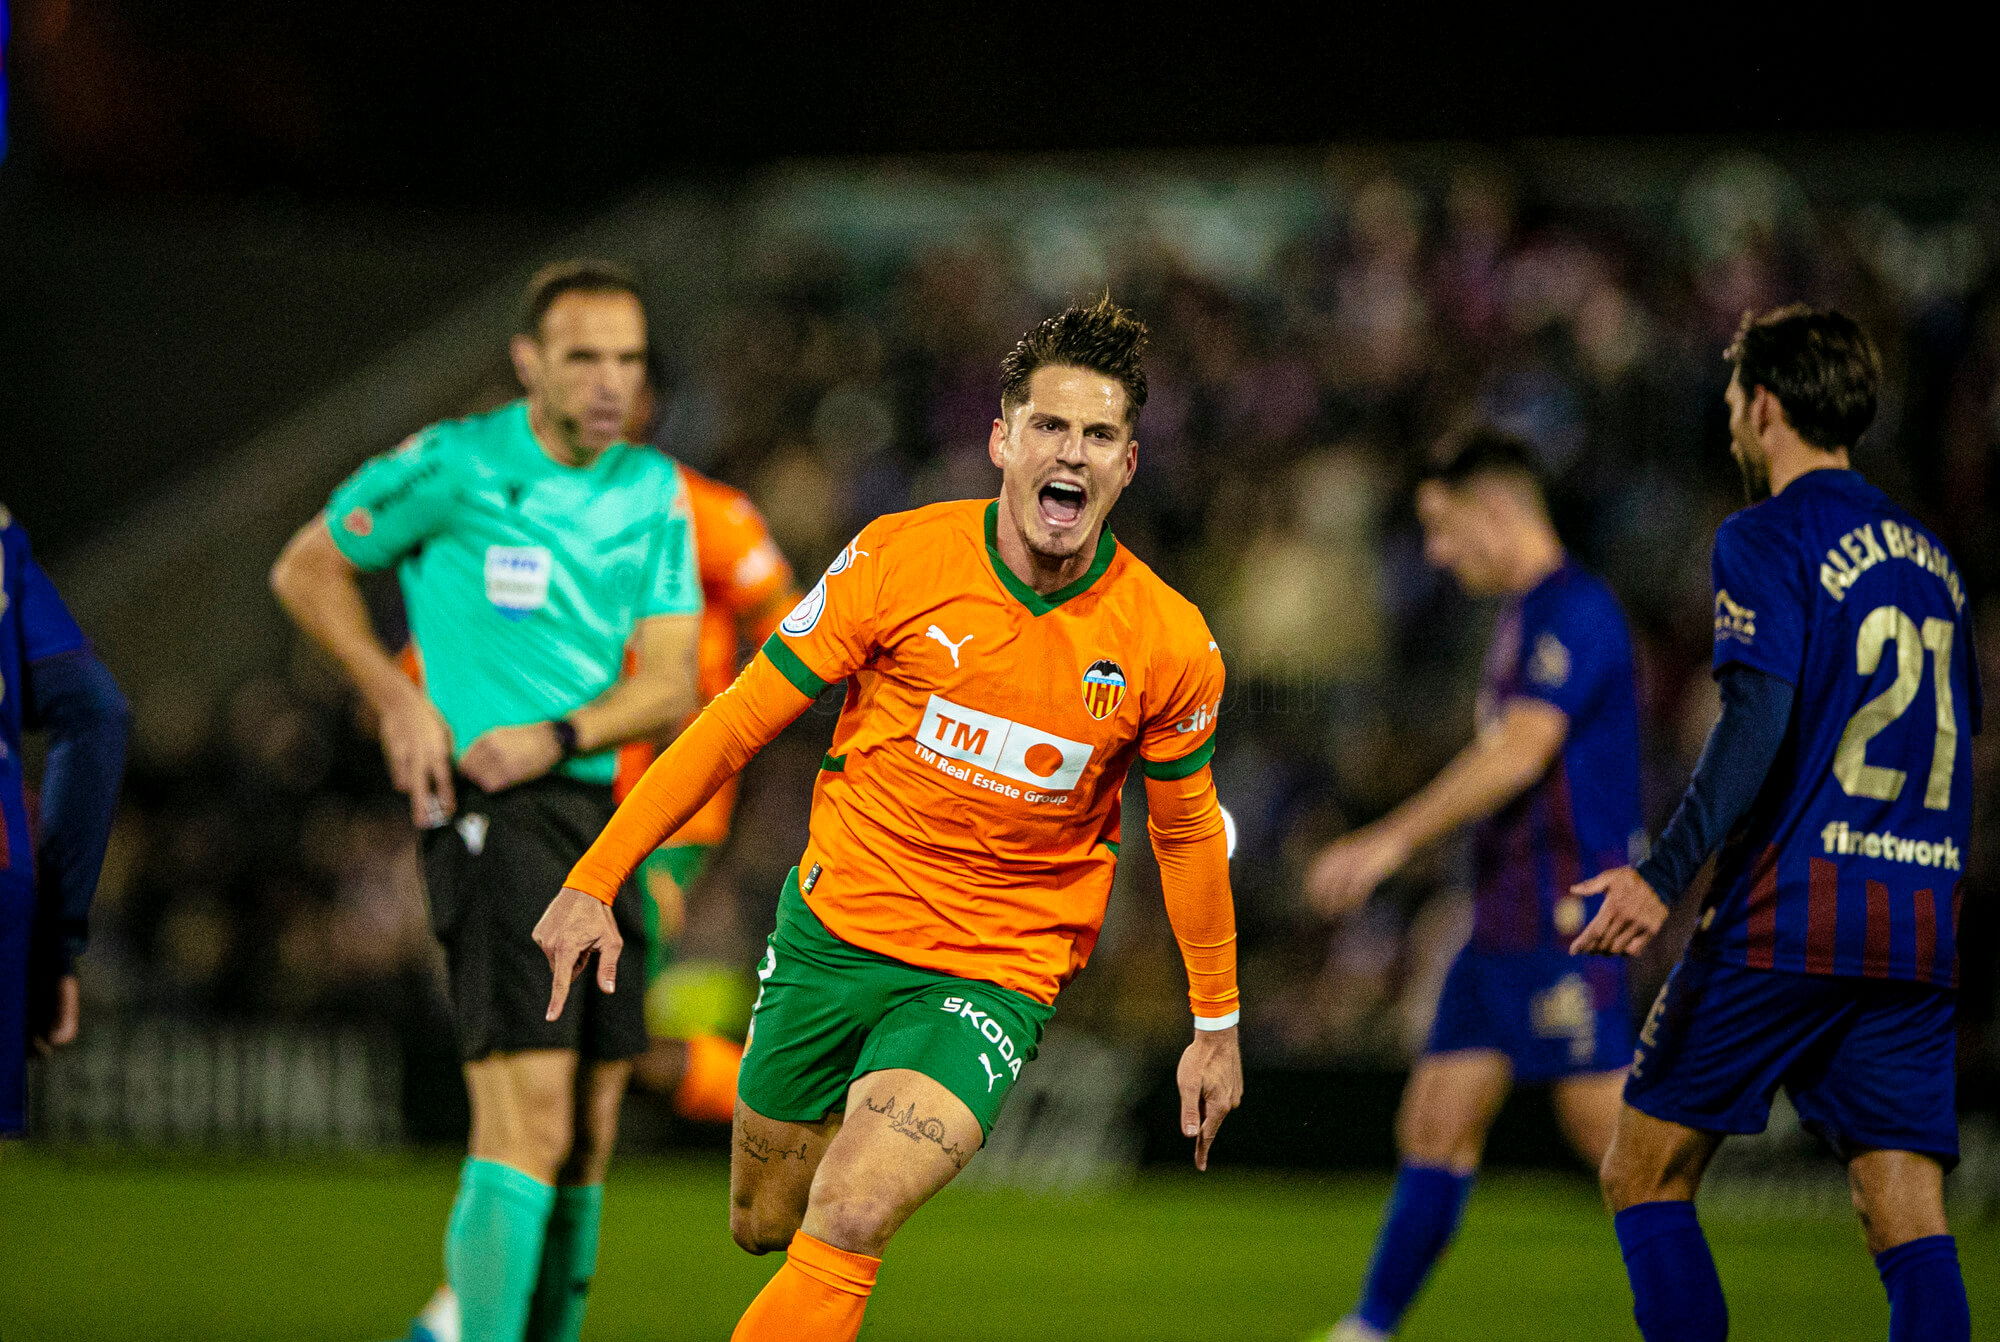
[738,869,1055,1136]
[638,844,713,984]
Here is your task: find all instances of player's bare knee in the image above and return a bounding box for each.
[729,1200,799,1256]
[1396,1098,1475,1169]
[1597,1140,1649,1211]
[807,1190,899,1257]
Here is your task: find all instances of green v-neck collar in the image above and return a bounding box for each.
[983,500,1117,616]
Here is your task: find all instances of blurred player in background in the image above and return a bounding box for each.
[535,297,1243,1342]
[618,454,798,1118]
[271,260,702,1342]
[1306,432,1643,1341]
[1,505,130,1155]
[1577,308,1978,1342]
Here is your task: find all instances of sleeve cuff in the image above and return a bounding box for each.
[1142,738,1215,781]
[1632,857,1681,906]
[1193,1010,1240,1031]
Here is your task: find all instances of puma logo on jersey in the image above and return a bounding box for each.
[979,1053,1005,1091]
[916,694,1093,791]
[926,624,974,667]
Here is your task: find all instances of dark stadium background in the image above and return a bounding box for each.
[3,10,1999,1339]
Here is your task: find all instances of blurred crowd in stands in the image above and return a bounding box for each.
[75,151,2000,1100]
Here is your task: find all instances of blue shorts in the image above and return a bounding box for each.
[1426,944,1632,1083]
[1,873,34,1135]
[1625,953,1958,1168]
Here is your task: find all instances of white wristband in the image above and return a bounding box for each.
[1193,1010,1240,1031]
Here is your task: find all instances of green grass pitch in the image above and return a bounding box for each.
[2,1150,1991,1339]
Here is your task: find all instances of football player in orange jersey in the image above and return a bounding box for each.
[618,461,799,1119]
[535,296,1242,1342]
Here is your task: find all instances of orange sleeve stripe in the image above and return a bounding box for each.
[566,652,814,903]
[1143,765,1241,1021]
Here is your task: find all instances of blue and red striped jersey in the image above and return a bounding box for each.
[2,506,88,880]
[1470,560,1645,953]
[1692,469,1981,988]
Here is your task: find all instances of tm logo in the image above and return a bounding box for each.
[917,694,1093,791]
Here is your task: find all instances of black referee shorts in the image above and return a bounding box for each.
[421,775,647,1064]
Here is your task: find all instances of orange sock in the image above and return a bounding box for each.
[672,1034,743,1123]
[730,1231,879,1342]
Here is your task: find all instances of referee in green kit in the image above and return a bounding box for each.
[272,260,701,1342]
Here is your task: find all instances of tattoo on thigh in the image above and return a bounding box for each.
[862,1094,974,1170]
[739,1130,809,1164]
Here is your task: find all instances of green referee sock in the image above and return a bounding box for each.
[444,1157,555,1342]
[524,1183,605,1342]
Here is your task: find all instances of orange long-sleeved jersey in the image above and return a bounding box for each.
[568,499,1238,1020]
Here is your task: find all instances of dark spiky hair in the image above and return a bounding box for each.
[1000,295,1149,426]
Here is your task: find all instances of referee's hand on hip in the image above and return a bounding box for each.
[534,887,623,1020]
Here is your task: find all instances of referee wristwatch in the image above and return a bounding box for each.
[549,717,582,759]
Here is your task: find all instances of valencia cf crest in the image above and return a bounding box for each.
[1081,659,1126,720]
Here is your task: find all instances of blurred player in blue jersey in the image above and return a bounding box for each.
[1576,307,1978,1342]
[1306,432,1644,1341]
[0,504,130,1152]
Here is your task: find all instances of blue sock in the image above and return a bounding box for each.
[1613,1201,1727,1342]
[1352,1163,1475,1333]
[1875,1235,1969,1342]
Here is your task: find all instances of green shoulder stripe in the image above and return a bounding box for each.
[760,634,829,699]
[1141,738,1215,781]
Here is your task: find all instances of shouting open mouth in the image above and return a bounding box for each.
[1038,478,1087,530]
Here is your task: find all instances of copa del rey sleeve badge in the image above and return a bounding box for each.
[1081,659,1126,720]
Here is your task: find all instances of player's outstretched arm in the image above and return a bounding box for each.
[1146,767,1244,1170]
[272,517,457,827]
[537,650,816,1016]
[1307,698,1568,917]
[1570,666,1793,958]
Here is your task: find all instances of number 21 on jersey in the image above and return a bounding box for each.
[1833,604,1956,810]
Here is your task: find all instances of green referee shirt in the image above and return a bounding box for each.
[326,399,701,785]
